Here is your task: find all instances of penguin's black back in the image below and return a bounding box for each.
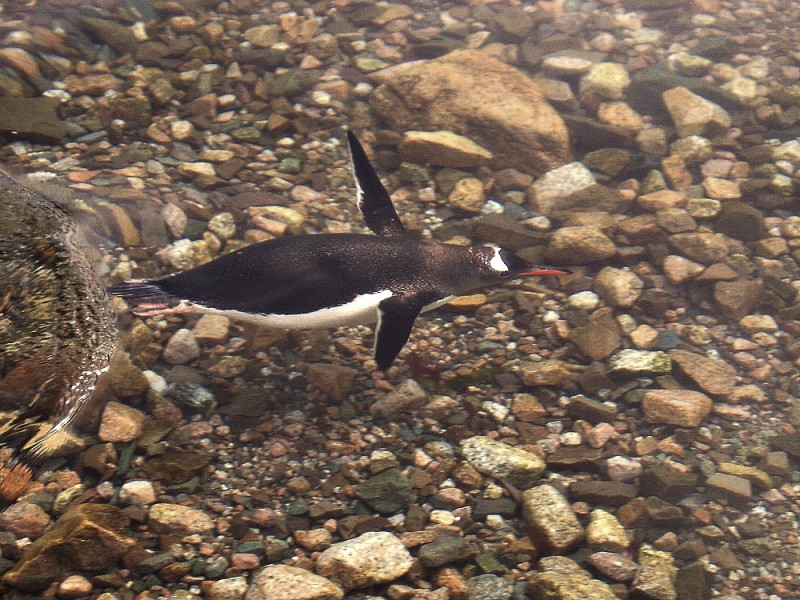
[154,234,460,315]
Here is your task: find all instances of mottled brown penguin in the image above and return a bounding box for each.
[0,169,117,503]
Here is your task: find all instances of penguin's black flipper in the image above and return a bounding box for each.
[374,296,422,370]
[347,130,406,238]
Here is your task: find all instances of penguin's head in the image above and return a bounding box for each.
[471,246,569,285]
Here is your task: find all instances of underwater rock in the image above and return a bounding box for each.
[246,565,343,600]
[630,544,677,600]
[315,531,414,591]
[0,169,116,501]
[1,504,134,591]
[398,130,493,168]
[0,97,68,143]
[528,556,618,600]
[370,49,571,175]
[642,389,713,428]
[522,485,585,553]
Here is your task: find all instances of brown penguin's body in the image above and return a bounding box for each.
[0,169,117,501]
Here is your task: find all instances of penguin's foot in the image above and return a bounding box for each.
[108,280,188,316]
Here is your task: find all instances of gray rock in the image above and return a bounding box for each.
[638,465,699,503]
[569,481,637,505]
[315,531,413,590]
[245,565,342,600]
[355,468,415,514]
[528,162,596,215]
[472,214,549,251]
[467,574,513,600]
[460,436,545,488]
[418,535,476,567]
[521,485,584,553]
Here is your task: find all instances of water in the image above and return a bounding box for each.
[0,0,799,598]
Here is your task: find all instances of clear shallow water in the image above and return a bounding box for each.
[1,0,800,598]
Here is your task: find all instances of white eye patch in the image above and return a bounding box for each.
[489,246,509,272]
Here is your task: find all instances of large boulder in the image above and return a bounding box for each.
[370,49,571,176]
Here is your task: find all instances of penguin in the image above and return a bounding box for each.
[110,131,568,369]
[0,169,117,503]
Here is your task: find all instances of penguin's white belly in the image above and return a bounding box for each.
[191,290,453,330]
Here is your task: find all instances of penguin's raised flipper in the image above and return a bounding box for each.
[347,130,406,238]
[374,296,422,369]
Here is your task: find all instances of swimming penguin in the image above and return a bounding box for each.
[0,169,117,502]
[110,131,568,369]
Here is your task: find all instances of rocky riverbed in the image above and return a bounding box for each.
[1,0,800,599]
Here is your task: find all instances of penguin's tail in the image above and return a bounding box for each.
[108,280,180,315]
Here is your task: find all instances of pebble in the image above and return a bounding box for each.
[148,503,215,535]
[207,212,236,240]
[370,378,428,417]
[460,436,545,488]
[246,565,342,600]
[586,509,630,552]
[0,502,51,539]
[663,86,731,137]
[586,552,639,583]
[97,401,146,443]
[545,226,616,264]
[579,62,631,100]
[528,162,596,215]
[418,535,475,567]
[193,314,231,346]
[521,485,584,553]
[119,480,157,505]
[163,328,201,365]
[669,349,737,396]
[642,389,713,428]
[528,556,617,599]
[608,349,671,377]
[466,574,513,600]
[448,177,487,213]
[315,531,413,591]
[307,363,357,403]
[57,574,93,599]
[593,267,644,308]
[630,545,677,600]
[207,576,248,600]
[398,130,493,168]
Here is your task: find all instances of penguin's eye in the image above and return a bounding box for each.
[498,270,510,278]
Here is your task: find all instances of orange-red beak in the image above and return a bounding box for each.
[519,266,571,277]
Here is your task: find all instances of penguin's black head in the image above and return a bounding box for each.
[469,246,569,286]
